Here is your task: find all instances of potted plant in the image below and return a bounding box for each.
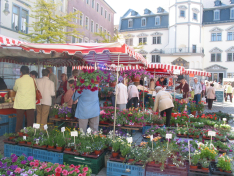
[188,102,197,115]
[121,69,152,82]
[217,153,232,173]
[4,133,18,141]
[120,142,131,161]
[201,158,210,171]
[50,104,60,118]
[92,140,106,156]
[64,137,73,151]
[55,134,66,151]
[15,136,26,144]
[214,141,229,153]
[66,108,72,120]
[111,140,120,158]
[46,136,55,149]
[109,73,117,87]
[190,152,200,169]
[197,101,205,113]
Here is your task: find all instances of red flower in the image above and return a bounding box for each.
[96,76,100,81]
[80,79,85,83]
[55,173,60,176]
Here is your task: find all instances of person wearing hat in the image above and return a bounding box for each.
[116,76,128,111]
[64,78,77,108]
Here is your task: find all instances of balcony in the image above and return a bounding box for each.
[161,47,204,55]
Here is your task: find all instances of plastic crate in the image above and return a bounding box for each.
[145,165,188,176]
[107,161,145,176]
[0,124,9,136]
[0,115,9,124]
[33,149,63,164]
[188,171,209,176]
[63,152,106,174]
[4,144,33,158]
[8,116,25,133]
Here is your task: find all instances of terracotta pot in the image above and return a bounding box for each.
[9,137,15,140]
[108,146,112,150]
[56,146,63,150]
[225,171,232,173]
[66,117,71,120]
[33,144,38,147]
[94,81,99,85]
[168,163,175,167]
[48,145,54,149]
[18,132,24,137]
[109,82,117,87]
[149,161,155,165]
[154,163,162,167]
[41,145,47,148]
[112,152,119,158]
[24,134,29,137]
[219,168,223,172]
[60,117,65,120]
[120,156,125,161]
[100,121,109,125]
[83,152,89,155]
[201,167,209,171]
[132,76,140,82]
[189,135,194,138]
[190,165,198,169]
[27,142,32,145]
[65,148,72,152]
[19,141,26,144]
[73,149,77,152]
[55,115,58,119]
[94,150,101,155]
[191,111,196,116]
[128,159,135,163]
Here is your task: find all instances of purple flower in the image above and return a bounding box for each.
[10,165,18,170]
[21,160,27,165]
[11,154,16,158]
[27,156,33,161]
[12,156,18,163]
[28,170,33,174]
[7,170,11,175]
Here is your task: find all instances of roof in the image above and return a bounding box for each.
[103,0,116,13]
[203,0,233,9]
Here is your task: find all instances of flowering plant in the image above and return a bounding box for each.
[50,104,60,116]
[109,73,117,83]
[217,153,232,172]
[188,101,197,112]
[196,101,205,112]
[120,69,152,81]
[58,106,72,118]
[190,152,200,166]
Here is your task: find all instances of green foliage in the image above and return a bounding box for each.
[190,152,200,166]
[94,31,119,43]
[217,154,232,171]
[120,142,131,158]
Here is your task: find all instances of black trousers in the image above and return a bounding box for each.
[127,97,138,109]
[225,93,232,102]
[207,99,213,109]
[160,107,173,127]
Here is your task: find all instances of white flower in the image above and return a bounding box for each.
[87,127,92,134]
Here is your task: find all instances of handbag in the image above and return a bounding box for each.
[33,79,42,100]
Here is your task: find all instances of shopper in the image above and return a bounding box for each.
[175,78,189,99]
[156,77,165,88]
[46,67,58,105]
[73,87,100,133]
[64,78,76,108]
[149,79,155,90]
[116,76,128,111]
[207,83,215,110]
[13,66,36,132]
[201,80,206,98]
[0,77,7,90]
[30,71,38,79]
[36,69,55,128]
[67,69,81,90]
[153,86,174,127]
[58,73,68,105]
[225,83,233,102]
[192,77,202,105]
[127,82,139,109]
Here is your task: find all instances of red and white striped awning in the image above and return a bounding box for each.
[147,63,185,72]
[184,69,211,77]
[0,35,27,46]
[72,65,143,71]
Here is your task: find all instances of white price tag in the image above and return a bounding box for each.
[71,131,78,137]
[36,139,39,144]
[86,146,91,149]
[166,134,172,139]
[61,127,65,132]
[223,118,227,121]
[23,136,26,140]
[33,123,40,129]
[173,69,180,75]
[44,124,48,130]
[176,123,178,127]
[127,137,133,143]
[208,131,216,137]
[150,135,153,141]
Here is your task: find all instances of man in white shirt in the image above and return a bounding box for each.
[36,69,55,129]
[192,77,202,104]
[127,82,139,109]
[46,67,58,106]
[116,76,128,111]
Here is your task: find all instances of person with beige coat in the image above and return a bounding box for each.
[206,83,216,110]
[153,86,174,127]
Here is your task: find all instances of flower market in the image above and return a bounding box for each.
[0,35,234,176]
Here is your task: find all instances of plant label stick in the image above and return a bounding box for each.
[71,131,78,143]
[188,140,191,165]
[176,123,178,130]
[223,118,227,124]
[127,137,133,144]
[23,136,26,140]
[44,124,49,137]
[208,131,216,144]
[166,134,172,149]
[61,127,65,137]
[150,135,153,150]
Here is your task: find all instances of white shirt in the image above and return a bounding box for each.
[128,84,139,100]
[193,82,202,95]
[116,83,128,104]
[36,77,55,106]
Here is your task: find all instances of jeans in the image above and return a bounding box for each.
[160,107,173,127]
[127,97,138,109]
[194,94,201,105]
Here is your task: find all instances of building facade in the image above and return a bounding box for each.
[119,0,234,82]
[67,0,115,43]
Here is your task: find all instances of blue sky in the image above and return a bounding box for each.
[105,0,169,25]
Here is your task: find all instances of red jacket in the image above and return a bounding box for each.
[156,81,165,88]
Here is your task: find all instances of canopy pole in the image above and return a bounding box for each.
[174,77,175,100]
[113,54,120,140]
[143,78,145,111]
[37,59,39,78]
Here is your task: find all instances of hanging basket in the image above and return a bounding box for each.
[132,76,140,82]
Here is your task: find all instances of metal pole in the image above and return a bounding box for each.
[113,54,120,140]
[174,77,175,100]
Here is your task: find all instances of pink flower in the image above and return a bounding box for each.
[45,168,51,172]
[82,173,87,176]
[14,167,22,173]
[34,162,39,167]
[83,167,89,172]
[34,160,39,163]
[75,165,81,169]
[68,171,74,174]
[62,169,68,175]
[91,79,94,83]
[55,167,62,173]
[100,110,105,115]
[78,174,83,176]
[69,164,75,168]
[30,162,35,166]
[74,168,80,173]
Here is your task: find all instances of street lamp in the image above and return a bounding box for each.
[3,0,10,16]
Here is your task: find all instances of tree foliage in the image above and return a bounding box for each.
[94,31,119,43]
[22,0,81,43]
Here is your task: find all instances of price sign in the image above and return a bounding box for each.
[33,123,40,129]
[61,127,65,132]
[166,134,172,139]
[208,131,216,137]
[223,118,227,121]
[36,139,39,144]
[23,136,26,140]
[71,131,78,137]
[150,135,153,141]
[44,124,48,130]
[127,137,133,143]
[86,146,91,149]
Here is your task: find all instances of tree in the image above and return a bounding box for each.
[22,0,81,43]
[94,27,119,43]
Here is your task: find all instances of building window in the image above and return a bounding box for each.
[142,55,146,59]
[101,7,103,15]
[193,13,197,20]
[231,8,234,19]
[227,53,234,61]
[155,16,160,25]
[139,37,147,45]
[107,31,110,41]
[80,13,83,26]
[78,38,83,43]
[180,10,185,17]
[152,55,160,63]
[91,0,95,8]
[105,10,107,19]
[125,38,133,46]
[141,18,146,27]
[73,8,77,23]
[104,29,106,34]
[96,3,99,12]
[95,24,99,32]
[227,73,233,78]
[72,36,76,43]
[211,53,221,62]
[86,0,89,4]
[91,20,94,32]
[109,14,111,22]
[100,26,103,32]
[211,33,222,41]
[152,36,161,44]
[227,32,234,41]
[128,19,133,28]
[60,0,63,12]
[214,10,220,20]
[21,9,27,33]
[12,5,20,31]
[85,17,89,30]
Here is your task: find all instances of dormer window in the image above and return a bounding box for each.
[231,8,234,19]
[131,11,138,16]
[157,7,164,13]
[155,16,160,25]
[141,18,146,27]
[128,19,133,28]
[214,9,220,20]
[144,8,151,14]
[214,0,222,6]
